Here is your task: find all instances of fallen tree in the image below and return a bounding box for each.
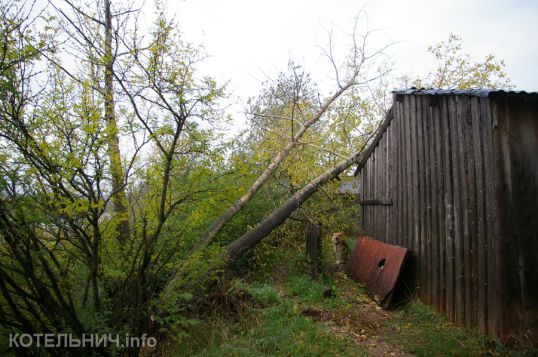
[192,80,356,252]
[191,18,394,253]
[161,108,393,306]
[224,107,393,261]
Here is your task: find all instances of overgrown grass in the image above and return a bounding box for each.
[167,275,365,356]
[199,301,361,356]
[386,302,486,356]
[164,243,536,357]
[164,250,367,356]
[385,301,538,357]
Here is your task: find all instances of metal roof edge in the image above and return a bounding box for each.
[392,88,538,98]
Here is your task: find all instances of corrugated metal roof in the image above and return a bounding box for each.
[393,88,538,98]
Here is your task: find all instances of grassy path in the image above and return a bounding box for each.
[160,256,535,357]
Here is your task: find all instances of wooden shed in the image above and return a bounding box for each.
[355,89,538,342]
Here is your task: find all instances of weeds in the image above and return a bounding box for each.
[163,244,536,357]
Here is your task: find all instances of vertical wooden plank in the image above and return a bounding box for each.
[368,152,372,236]
[481,97,499,337]
[499,98,538,341]
[398,100,405,248]
[361,162,365,233]
[361,165,365,232]
[386,123,391,243]
[442,96,456,322]
[374,145,378,239]
[404,96,412,251]
[415,95,424,301]
[372,146,380,239]
[412,95,421,297]
[466,96,479,330]
[379,137,385,242]
[471,96,488,335]
[386,126,391,243]
[428,99,439,310]
[433,97,446,314]
[388,121,395,245]
[390,119,400,244]
[451,96,465,327]
[372,148,376,237]
[415,95,422,304]
[378,133,383,240]
[458,96,475,329]
[370,148,375,237]
[362,162,367,234]
[372,146,381,239]
[393,100,402,245]
[493,99,512,340]
[424,97,434,307]
[366,153,375,237]
[374,144,379,239]
[468,114,479,331]
[493,97,522,341]
[364,158,369,235]
[392,102,398,245]
[368,149,372,236]
[408,95,416,297]
[383,135,386,243]
[420,97,433,305]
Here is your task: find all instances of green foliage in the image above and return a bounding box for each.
[243,282,280,306]
[403,33,513,89]
[171,300,362,357]
[0,0,233,350]
[387,301,538,357]
[387,302,490,357]
[286,275,328,304]
[167,237,533,357]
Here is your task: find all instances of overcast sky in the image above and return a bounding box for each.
[167,0,538,107]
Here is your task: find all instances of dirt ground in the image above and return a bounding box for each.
[271,264,413,357]
[300,272,413,357]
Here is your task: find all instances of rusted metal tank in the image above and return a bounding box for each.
[346,236,409,308]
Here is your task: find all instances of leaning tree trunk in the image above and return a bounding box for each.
[104,0,130,242]
[192,81,355,252]
[161,109,392,308]
[225,107,393,261]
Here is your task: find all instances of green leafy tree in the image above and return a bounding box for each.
[0,0,230,352]
[403,33,512,89]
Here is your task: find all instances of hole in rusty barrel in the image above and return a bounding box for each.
[377,258,386,270]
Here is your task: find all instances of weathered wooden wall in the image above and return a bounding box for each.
[358,91,538,342]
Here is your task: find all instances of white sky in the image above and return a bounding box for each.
[168,0,538,109]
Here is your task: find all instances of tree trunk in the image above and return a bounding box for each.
[192,82,354,252]
[104,0,130,242]
[161,108,392,309]
[225,107,392,261]
[224,150,359,260]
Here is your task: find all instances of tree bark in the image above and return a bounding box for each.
[104,0,130,242]
[224,107,392,261]
[224,149,359,260]
[161,109,392,309]
[192,81,355,252]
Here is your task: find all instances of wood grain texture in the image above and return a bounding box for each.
[356,92,537,342]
